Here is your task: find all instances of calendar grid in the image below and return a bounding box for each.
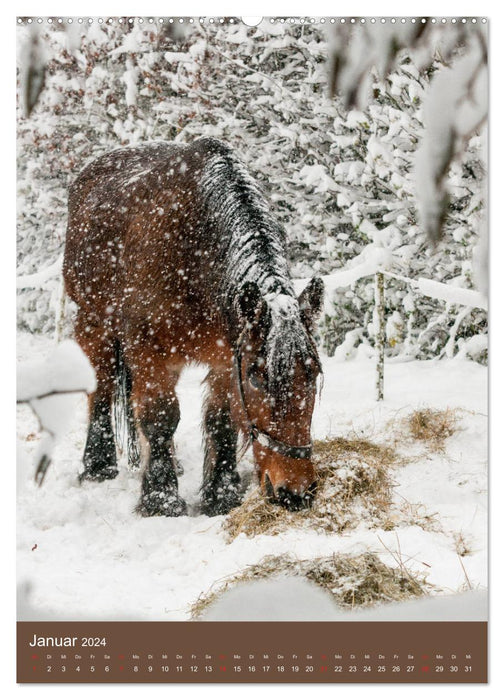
[17,621,487,683]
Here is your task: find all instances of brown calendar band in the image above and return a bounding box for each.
[17,621,487,684]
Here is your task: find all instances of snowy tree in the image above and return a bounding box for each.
[328,18,488,277]
[16,18,487,363]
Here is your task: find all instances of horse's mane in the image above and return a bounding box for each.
[198,139,294,306]
[198,139,319,411]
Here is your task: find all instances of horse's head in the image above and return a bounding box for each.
[235,278,324,511]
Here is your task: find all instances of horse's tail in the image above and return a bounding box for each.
[114,339,141,469]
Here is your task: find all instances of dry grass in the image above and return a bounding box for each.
[402,408,459,451]
[191,408,466,618]
[225,437,402,541]
[224,408,463,541]
[395,498,442,533]
[454,532,472,558]
[190,552,428,619]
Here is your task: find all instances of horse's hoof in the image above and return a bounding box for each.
[79,467,119,483]
[136,491,187,517]
[201,494,242,517]
[201,474,242,516]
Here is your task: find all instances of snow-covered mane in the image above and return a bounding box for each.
[198,140,318,409]
[198,139,295,307]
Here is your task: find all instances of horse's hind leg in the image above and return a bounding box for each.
[77,322,118,482]
[131,360,187,517]
[201,369,241,516]
[81,390,118,482]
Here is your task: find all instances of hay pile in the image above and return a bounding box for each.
[225,437,401,540]
[402,408,459,451]
[223,409,462,541]
[190,552,427,619]
[191,409,464,618]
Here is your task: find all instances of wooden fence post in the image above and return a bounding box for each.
[374,271,385,401]
[54,279,67,344]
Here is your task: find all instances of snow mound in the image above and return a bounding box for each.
[192,552,427,620]
[200,577,338,621]
[198,578,486,622]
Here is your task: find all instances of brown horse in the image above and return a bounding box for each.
[63,137,324,517]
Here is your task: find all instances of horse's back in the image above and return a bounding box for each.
[64,140,210,297]
[65,137,230,244]
[68,138,229,206]
[63,138,234,334]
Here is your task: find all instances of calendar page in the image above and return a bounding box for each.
[16,15,488,684]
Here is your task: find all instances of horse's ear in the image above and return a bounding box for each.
[237,281,265,325]
[298,277,324,330]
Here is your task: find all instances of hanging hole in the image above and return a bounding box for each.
[241,17,263,27]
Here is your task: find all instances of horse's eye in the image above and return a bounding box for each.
[248,368,264,391]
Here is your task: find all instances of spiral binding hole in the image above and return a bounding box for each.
[15,16,488,26]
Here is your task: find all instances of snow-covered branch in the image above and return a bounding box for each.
[294,255,488,313]
[414,36,487,245]
[16,255,62,290]
[17,19,487,361]
[17,340,96,485]
[328,19,488,263]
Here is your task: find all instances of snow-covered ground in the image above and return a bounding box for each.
[17,331,487,621]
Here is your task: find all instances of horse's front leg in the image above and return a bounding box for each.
[201,368,241,516]
[131,358,187,517]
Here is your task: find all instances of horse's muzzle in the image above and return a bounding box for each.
[264,473,317,511]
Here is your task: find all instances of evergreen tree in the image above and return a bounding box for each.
[16,19,487,363]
